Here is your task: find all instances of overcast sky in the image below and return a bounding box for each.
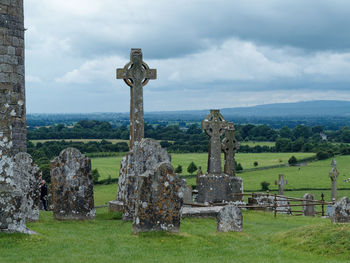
[24,0,350,113]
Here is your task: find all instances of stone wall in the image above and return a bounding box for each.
[0,0,26,156]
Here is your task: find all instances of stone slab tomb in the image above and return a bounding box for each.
[331,197,350,223]
[217,205,243,232]
[133,162,186,234]
[247,193,291,214]
[115,138,170,220]
[302,193,315,217]
[197,110,243,203]
[51,148,95,220]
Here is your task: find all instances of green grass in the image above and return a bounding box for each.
[30,139,129,145]
[240,155,350,192]
[91,152,315,181]
[240,141,275,147]
[0,209,349,263]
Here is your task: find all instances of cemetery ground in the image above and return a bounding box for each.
[1,154,350,262]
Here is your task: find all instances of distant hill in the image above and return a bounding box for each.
[27,100,350,129]
[219,100,350,117]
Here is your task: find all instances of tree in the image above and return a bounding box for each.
[288,156,297,166]
[275,138,292,152]
[175,165,183,174]
[261,181,270,191]
[253,161,259,167]
[92,169,100,184]
[236,163,243,171]
[187,162,197,175]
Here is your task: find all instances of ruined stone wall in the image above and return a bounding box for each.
[0,0,26,157]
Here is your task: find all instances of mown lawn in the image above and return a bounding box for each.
[0,207,349,263]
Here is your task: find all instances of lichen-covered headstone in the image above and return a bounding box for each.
[331,197,350,223]
[51,148,95,220]
[115,138,170,220]
[133,162,186,234]
[12,152,41,221]
[217,205,243,232]
[303,193,315,217]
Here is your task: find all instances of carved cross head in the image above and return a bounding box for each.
[116,48,157,88]
[202,109,227,137]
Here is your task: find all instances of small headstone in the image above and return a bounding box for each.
[329,159,339,202]
[51,148,95,220]
[115,138,171,220]
[217,205,243,232]
[133,162,186,234]
[331,197,350,223]
[275,174,288,195]
[303,193,315,216]
[183,185,193,204]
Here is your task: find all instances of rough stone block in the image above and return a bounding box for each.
[51,148,95,220]
[197,174,243,203]
[217,205,243,232]
[108,200,124,213]
[331,197,350,223]
[133,162,186,234]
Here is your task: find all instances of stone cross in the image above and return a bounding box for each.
[275,174,288,195]
[117,49,157,148]
[222,122,240,176]
[329,158,339,202]
[202,110,227,174]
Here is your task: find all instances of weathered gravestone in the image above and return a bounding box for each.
[222,123,239,176]
[12,153,41,221]
[51,148,95,220]
[114,138,171,220]
[330,197,350,223]
[117,48,156,149]
[217,204,243,232]
[329,159,339,202]
[133,162,186,234]
[197,110,243,203]
[303,193,315,217]
[275,174,288,195]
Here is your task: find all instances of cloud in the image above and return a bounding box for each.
[23,0,350,113]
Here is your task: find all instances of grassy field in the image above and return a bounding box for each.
[92,152,315,181]
[0,208,349,263]
[31,139,129,144]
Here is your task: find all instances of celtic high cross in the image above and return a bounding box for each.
[275,174,288,195]
[329,158,339,201]
[202,110,227,174]
[117,49,157,148]
[222,122,240,176]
